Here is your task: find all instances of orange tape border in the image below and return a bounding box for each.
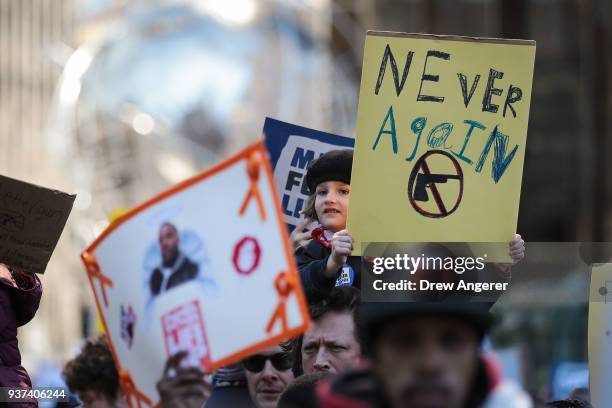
[80,141,311,407]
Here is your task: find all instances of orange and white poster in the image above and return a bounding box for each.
[81,142,310,407]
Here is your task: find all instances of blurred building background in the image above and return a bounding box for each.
[0,0,610,402]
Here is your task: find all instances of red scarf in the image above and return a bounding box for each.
[311,225,331,249]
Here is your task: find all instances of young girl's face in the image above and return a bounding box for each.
[314,181,350,233]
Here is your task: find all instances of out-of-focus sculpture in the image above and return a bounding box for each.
[48,0,359,246]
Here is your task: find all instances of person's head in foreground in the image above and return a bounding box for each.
[315,301,501,408]
[243,343,294,408]
[297,286,363,375]
[63,335,127,408]
[277,372,328,408]
[302,149,353,233]
[363,302,493,408]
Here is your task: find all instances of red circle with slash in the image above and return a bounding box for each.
[407,150,464,218]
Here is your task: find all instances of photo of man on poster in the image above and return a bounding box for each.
[149,222,200,297]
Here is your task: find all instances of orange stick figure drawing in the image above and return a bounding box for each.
[266,272,294,334]
[119,369,153,408]
[82,253,114,308]
[239,151,267,221]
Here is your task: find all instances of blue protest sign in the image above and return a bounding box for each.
[263,118,354,231]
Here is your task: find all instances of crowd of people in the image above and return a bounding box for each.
[2,149,593,407]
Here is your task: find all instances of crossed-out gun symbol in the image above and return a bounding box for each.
[413,173,462,202]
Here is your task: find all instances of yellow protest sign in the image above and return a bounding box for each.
[347,32,536,257]
[589,263,612,407]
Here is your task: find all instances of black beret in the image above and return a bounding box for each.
[305,149,353,193]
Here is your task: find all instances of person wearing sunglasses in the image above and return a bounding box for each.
[242,345,294,408]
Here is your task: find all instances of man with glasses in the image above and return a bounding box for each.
[242,344,294,408]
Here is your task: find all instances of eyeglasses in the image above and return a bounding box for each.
[242,352,293,372]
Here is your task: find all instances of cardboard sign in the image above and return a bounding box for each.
[263,117,354,231]
[81,143,310,407]
[347,32,535,257]
[588,263,612,407]
[0,175,75,274]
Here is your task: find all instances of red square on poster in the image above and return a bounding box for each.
[162,299,211,367]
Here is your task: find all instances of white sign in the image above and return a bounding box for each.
[82,143,310,407]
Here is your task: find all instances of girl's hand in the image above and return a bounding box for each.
[326,230,353,277]
[509,234,525,265]
[290,218,312,251]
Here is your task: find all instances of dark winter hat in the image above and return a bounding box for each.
[305,149,353,193]
[357,301,494,352]
[205,364,254,408]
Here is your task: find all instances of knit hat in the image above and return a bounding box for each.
[305,149,353,193]
[205,364,254,408]
[357,301,493,354]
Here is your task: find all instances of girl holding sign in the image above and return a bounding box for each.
[292,149,526,303]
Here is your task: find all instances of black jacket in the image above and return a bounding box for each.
[150,256,199,296]
[295,240,361,303]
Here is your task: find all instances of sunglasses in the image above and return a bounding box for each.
[242,352,293,373]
